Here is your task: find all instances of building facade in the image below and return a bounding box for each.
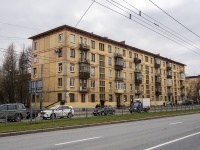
[29,25,186,107]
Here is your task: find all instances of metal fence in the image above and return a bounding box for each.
[0,104,200,126]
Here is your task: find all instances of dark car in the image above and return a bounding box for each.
[182,100,192,105]
[0,103,27,122]
[93,106,115,116]
[166,101,174,106]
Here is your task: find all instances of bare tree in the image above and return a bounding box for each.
[17,45,32,106]
[1,43,18,103]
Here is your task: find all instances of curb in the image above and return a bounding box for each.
[0,112,199,137]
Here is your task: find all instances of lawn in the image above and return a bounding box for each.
[0,109,200,133]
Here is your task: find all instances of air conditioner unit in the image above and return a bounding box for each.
[54,49,58,53]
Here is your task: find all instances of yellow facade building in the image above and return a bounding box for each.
[29,25,186,107]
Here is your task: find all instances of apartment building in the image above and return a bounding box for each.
[185,75,200,101]
[29,25,186,107]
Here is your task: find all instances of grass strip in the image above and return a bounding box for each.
[0,109,200,133]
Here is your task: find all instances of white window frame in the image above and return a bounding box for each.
[130,73,133,80]
[70,63,75,72]
[58,78,62,87]
[91,80,95,88]
[70,78,75,87]
[34,42,38,50]
[109,82,112,90]
[91,67,95,75]
[58,34,63,42]
[108,70,112,77]
[34,55,37,63]
[58,63,62,72]
[123,72,126,79]
[33,68,37,76]
[108,57,112,65]
[70,34,75,43]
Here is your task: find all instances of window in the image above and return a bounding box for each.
[107,82,112,90]
[129,62,132,68]
[33,68,37,76]
[91,53,95,62]
[99,43,104,51]
[70,34,75,43]
[58,63,62,72]
[145,56,148,62]
[91,80,95,88]
[70,49,75,57]
[123,61,126,68]
[129,51,132,58]
[84,38,87,45]
[70,93,75,102]
[151,67,153,73]
[58,34,63,42]
[124,83,126,90]
[123,49,126,56]
[57,93,62,101]
[70,63,75,72]
[58,78,62,86]
[34,42,38,50]
[163,61,165,67]
[108,57,112,65]
[108,70,112,77]
[130,84,133,91]
[108,45,112,53]
[58,48,62,57]
[70,78,75,87]
[91,40,95,49]
[130,73,133,80]
[140,55,143,61]
[80,37,83,44]
[123,72,126,79]
[81,94,85,103]
[34,55,37,63]
[152,86,154,92]
[109,94,113,102]
[91,67,95,75]
[150,58,153,64]
[91,94,95,102]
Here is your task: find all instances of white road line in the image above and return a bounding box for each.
[55,137,101,146]
[144,131,200,150]
[169,122,183,125]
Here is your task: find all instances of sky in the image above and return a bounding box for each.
[0,0,200,76]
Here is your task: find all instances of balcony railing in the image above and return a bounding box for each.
[79,87,90,93]
[134,68,141,73]
[114,89,124,94]
[79,72,90,79]
[114,53,123,58]
[167,92,173,96]
[135,78,142,84]
[135,90,142,94]
[115,77,124,82]
[167,74,172,79]
[155,80,161,86]
[79,44,90,51]
[167,83,172,87]
[156,91,162,95]
[134,58,141,64]
[115,64,123,71]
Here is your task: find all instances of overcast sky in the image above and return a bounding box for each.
[0,0,200,76]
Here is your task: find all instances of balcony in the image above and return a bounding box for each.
[134,58,141,64]
[79,44,90,51]
[135,90,142,95]
[155,73,161,77]
[167,92,173,96]
[134,68,141,73]
[79,59,90,79]
[181,92,185,97]
[115,77,124,82]
[167,74,172,79]
[166,62,172,70]
[114,53,123,59]
[114,89,124,94]
[167,83,172,87]
[155,80,161,86]
[135,78,142,84]
[180,69,184,73]
[156,91,162,95]
[79,87,90,93]
[180,84,185,89]
[115,64,123,71]
[154,58,161,68]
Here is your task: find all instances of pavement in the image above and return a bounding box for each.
[0,111,199,138]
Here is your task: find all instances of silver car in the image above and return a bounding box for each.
[41,105,74,120]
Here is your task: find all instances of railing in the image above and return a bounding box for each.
[1,104,200,126]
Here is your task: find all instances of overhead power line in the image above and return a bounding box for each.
[149,0,200,39]
[91,0,200,56]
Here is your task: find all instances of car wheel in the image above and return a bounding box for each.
[112,111,115,115]
[101,112,105,116]
[137,109,141,113]
[50,113,56,120]
[67,113,72,118]
[43,117,47,120]
[14,114,22,122]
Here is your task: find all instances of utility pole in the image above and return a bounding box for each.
[40,64,43,109]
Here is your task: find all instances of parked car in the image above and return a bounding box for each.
[0,103,27,122]
[182,100,192,105]
[40,105,74,120]
[129,98,150,113]
[166,101,174,106]
[93,106,115,116]
[26,106,46,119]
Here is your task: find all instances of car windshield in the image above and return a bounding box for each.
[50,106,60,110]
[133,102,139,106]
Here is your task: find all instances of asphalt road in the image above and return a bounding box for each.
[1,113,200,150]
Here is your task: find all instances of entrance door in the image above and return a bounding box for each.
[116,94,121,107]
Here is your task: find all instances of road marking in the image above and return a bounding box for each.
[55,137,101,146]
[169,122,183,125]
[144,131,200,150]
